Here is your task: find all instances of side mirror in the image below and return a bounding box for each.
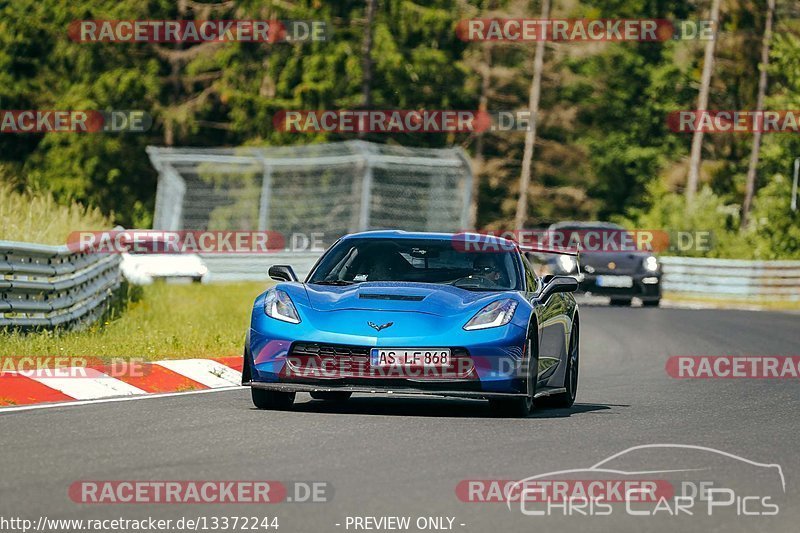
[539,275,578,300]
[268,265,298,282]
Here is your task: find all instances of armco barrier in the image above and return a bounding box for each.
[201,253,800,302]
[200,252,322,282]
[0,241,122,329]
[660,256,800,300]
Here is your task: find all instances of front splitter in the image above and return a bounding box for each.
[246,381,565,400]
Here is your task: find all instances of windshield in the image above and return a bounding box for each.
[309,238,522,291]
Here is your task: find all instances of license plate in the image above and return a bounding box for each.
[370,348,451,368]
[596,275,634,288]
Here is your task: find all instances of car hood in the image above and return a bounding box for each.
[300,282,505,317]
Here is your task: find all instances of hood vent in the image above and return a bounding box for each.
[359,293,426,301]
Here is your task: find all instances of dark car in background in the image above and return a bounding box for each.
[542,222,662,307]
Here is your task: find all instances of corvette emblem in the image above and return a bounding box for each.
[368,321,394,332]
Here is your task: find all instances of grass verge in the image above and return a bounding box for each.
[663,292,800,312]
[0,181,111,244]
[0,282,268,360]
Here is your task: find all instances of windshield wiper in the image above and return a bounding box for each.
[312,280,358,286]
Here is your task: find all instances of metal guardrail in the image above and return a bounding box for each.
[0,241,123,329]
[201,252,800,302]
[661,256,800,300]
[201,252,322,282]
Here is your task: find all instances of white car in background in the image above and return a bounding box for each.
[118,233,208,284]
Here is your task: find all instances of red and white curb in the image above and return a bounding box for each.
[0,357,243,411]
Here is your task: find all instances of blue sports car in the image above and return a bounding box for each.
[242,231,580,417]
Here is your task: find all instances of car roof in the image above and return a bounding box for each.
[341,230,518,248]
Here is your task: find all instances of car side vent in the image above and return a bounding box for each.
[359,293,426,301]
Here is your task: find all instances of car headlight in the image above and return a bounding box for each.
[643,256,659,272]
[463,299,518,331]
[264,289,301,324]
[557,254,578,274]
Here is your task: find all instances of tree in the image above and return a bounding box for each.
[361,0,377,108]
[685,0,722,203]
[741,0,777,228]
[513,0,549,229]
[468,43,492,228]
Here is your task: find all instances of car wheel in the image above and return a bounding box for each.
[642,299,660,307]
[609,298,632,306]
[548,321,579,408]
[489,338,534,417]
[489,394,532,418]
[241,344,252,385]
[310,392,352,402]
[251,388,295,410]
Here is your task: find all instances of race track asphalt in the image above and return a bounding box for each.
[1,305,798,533]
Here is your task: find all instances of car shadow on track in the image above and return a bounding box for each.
[529,402,624,418]
[278,396,623,419]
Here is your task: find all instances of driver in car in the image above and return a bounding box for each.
[472,254,503,284]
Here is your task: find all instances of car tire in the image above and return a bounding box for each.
[310,392,352,402]
[547,321,579,408]
[609,298,632,306]
[241,344,252,385]
[251,388,295,410]
[489,396,532,417]
[642,299,660,307]
[489,338,535,418]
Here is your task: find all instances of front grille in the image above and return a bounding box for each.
[290,343,370,375]
[291,343,370,358]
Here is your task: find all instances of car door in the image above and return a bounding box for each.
[521,254,565,383]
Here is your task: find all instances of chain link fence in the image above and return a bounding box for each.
[147,141,473,244]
